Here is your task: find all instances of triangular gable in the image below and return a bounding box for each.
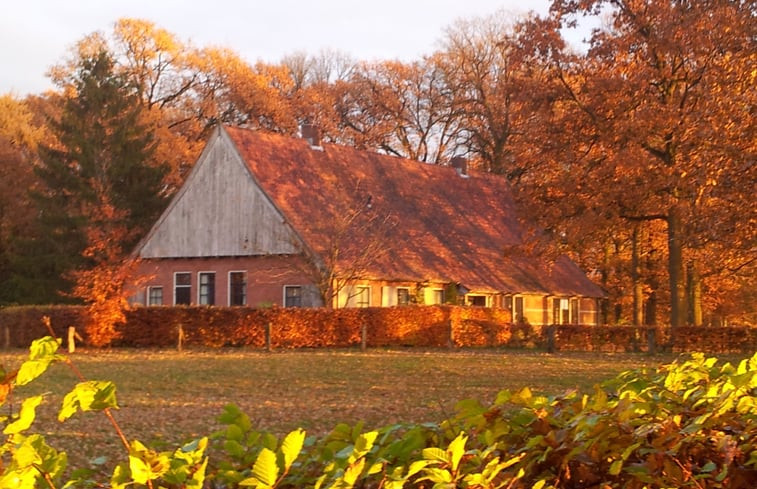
[136,127,301,258]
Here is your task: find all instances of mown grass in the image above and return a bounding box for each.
[2,347,740,470]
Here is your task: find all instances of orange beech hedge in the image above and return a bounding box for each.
[0,305,755,353]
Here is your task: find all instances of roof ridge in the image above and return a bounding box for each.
[222,124,511,182]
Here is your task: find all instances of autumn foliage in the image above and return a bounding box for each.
[0,2,754,328]
[2,305,756,354]
[2,336,756,488]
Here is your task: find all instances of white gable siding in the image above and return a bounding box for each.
[138,129,300,258]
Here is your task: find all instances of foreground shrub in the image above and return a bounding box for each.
[208,352,757,488]
[1,329,755,488]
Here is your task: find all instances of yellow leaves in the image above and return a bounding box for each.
[114,18,180,58]
[0,96,44,150]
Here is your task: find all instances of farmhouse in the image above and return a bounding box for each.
[131,125,605,325]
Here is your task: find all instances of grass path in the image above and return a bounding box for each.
[2,348,718,469]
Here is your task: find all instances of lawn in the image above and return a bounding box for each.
[2,347,731,470]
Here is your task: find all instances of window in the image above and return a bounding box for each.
[553,298,570,324]
[147,286,163,306]
[570,298,579,325]
[430,289,445,305]
[174,272,191,305]
[397,287,410,306]
[504,295,513,310]
[467,295,486,307]
[229,271,247,306]
[356,286,371,308]
[199,272,216,305]
[284,286,302,307]
[514,296,524,323]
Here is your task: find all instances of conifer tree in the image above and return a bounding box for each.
[30,48,167,301]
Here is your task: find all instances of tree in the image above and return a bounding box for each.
[540,0,757,326]
[437,11,541,175]
[293,179,398,308]
[333,59,462,163]
[0,95,45,304]
[33,48,167,300]
[49,20,206,191]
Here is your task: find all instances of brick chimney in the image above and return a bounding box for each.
[451,156,468,177]
[300,123,321,148]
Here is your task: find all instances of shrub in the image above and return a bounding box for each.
[2,325,755,488]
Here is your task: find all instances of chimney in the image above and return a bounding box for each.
[300,123,321,148]
[451,156,468,177]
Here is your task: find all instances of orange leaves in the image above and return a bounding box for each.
[69,188,140,347]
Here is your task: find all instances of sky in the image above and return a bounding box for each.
[0,0,556,96]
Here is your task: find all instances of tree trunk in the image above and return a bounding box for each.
[631,223,644,326]
[686,261,703,326]
[600,241,611,325]
[645,249,659,326]
[667,208,686,327]
[645,290,657,325]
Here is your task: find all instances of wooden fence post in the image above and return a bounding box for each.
[647,328,656,355]
[546,325,556,354]
[447,319,455,349]
[266,322,272,352]
[68,326,76,353]
[361,323,367,352]
[177,324,184,352]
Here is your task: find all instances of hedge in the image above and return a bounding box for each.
[0,305,755,353]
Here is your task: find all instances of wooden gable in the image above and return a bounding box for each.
[136,127,301,259]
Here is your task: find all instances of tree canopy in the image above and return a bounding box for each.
[1,2,754,325]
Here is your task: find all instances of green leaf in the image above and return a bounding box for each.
[128,440,171,485]
[354,431,378,457]
[422,447,449,464]
[225,423,244,442]
[4,396,42,434]
[512,386,533,405]
[447,432,467,472]
[223,439,246,458]
[251,448,279,487]
[701,461,717,473]
[407,459,431,478]
[494,389,512,405]
[418,467,452,484]
[58,381,118,422]
[29,336,61,360]
[343,457,366,485]
[128,455,151,485]
[16,337,61,386]
[609,459,623,476]
[110,462,131,489]
[91,456,108,466]
[280,429,305,470]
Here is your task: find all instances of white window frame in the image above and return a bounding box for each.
[397,287,410,306]
[228,270,247,306]
[198,271,216,306]
[570,297,580,325]
[147,286,163,306]
[430,288,445,305]
[355,285,371,308]
[283,285,303,307]
[553,297,572,325]
[513,295,524,323]
[174,272,192,305]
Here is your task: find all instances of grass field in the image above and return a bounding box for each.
[2,347,738,470]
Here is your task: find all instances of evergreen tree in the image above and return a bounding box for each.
[27,49,167,302]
